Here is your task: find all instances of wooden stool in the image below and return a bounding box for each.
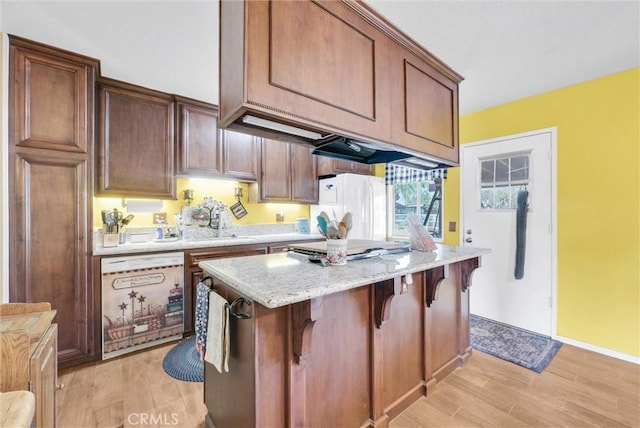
[0,390,36,428]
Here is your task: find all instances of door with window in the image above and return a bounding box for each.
[461,129,555,336]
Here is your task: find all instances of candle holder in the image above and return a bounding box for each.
[234,187,243,201]
[183,189,194,205]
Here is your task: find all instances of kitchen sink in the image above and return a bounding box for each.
[185,235,257,241]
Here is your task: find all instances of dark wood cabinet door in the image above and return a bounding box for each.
[316,156,374,177]
[258,139,291,201]
[97,78,176,198]
[222,130,260,182]
[9,36,98,154]
[333,159,374,175]
[351,162,375,175]
[290,144,318,203]
[8,36,97,368]
[389,51,460,165]
[219,0,392,143]
[9,150,92,367]
[176,99,222,176]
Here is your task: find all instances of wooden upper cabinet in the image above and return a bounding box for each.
[389,51,460,164]
[316,156,374,177]
[97,78,176,198]
[221,130,260,182]
[9,36,98,154]
[219,0,391,143]
[251,139,318,203]
[256,139,291,201]
[176,98,222,177]
[290,143,319,203]
[176,98,260,181]
[219,0,463,166]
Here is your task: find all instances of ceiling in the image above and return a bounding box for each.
[1,1,638,115]
[367,0,640,114]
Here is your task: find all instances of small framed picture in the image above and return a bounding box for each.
[230,201,248,219]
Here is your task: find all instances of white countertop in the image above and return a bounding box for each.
[199,245,490,309]
[94,233,324,256]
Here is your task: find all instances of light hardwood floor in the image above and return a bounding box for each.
[57,342,639,428]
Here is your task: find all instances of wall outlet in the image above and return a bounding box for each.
[276,212,285,222]
[448,221,456,232]
[153,212,167,224]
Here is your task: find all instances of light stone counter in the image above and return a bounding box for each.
[199,244,490,308]
[94,233,324,256]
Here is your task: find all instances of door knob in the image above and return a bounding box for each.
[465,237,473,243]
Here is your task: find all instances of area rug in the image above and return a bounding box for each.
[470,314,562,373]
[162,336,204,382]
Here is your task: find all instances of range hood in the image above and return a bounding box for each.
[241,115,445,170]
[312,136,412,164]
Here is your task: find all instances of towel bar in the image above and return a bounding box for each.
[200,277,252,319]
[228,298,252,319]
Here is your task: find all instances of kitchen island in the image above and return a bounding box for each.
[199,245,489,428]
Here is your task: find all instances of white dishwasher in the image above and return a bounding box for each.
[101,252,184,359]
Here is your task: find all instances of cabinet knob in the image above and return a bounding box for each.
[55,383,65,391]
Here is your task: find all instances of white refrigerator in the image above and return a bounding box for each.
[310,173,387,240]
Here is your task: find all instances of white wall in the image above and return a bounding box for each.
[0,1,219,103]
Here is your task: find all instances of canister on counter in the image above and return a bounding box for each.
[295,218,310,234]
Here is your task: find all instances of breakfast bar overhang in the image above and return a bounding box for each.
[199,245,489,428]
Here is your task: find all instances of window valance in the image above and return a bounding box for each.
[384,164,447,185]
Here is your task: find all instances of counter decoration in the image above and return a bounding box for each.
[405,213,437,252]
[316,211,352,265]
[102,208,134,246]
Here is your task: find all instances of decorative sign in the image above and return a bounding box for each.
[111,273,166,289]
[230,201,248,219]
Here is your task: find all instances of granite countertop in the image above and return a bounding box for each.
[199,245,490,309]
[94,233,324,256]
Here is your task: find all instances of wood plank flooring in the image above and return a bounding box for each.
[57,342,207,428]
[57,342,639,427]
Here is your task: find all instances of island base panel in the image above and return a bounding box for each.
[203,257,480,427]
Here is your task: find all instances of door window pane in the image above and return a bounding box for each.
[480,154,530,210]
[481,160,494,183]
[510,155,529,181]
[495,158,509,182]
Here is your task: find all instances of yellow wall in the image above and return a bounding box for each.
[444,68,640,357]
[94,178,309,228]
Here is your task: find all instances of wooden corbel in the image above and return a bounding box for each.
[424,265,448,307]
[460,257,480,292]
[374,277,402,328]
[291,297,323,365]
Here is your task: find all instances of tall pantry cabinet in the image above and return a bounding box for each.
[8,36,98,367]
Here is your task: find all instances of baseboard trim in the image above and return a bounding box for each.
[555,335,639,365]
